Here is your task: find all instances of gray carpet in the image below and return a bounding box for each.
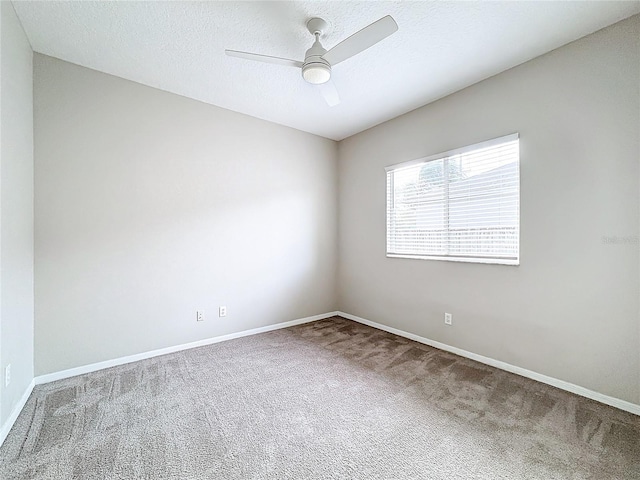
[1,316,639,479]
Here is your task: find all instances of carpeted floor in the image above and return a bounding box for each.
[1,316,639,479]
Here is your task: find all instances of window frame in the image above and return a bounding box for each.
[385,133,520,266]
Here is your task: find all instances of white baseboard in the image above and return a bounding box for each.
[1,311,338,448]
[35,311,340,385]
[338,311,640,417]
[0,378,35,447]
[4,308,636,450]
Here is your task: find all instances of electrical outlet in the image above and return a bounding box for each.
[444,313,452,325]
[219,306,227,317]
[196,310,204,322]
[5,364,11,387]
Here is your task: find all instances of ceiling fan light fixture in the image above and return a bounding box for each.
[302,62,331,84]
[226,15,398,104]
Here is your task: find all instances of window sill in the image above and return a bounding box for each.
[386,253,519,266]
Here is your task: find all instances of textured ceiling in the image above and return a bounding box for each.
[12,1,640,140]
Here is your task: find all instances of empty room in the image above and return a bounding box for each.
[1,1,639,478]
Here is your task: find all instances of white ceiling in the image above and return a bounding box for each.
[12,1,640,141]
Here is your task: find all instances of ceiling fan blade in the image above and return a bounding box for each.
[322,16,398,66]
[225,50,303,68]
[318,81,340,107]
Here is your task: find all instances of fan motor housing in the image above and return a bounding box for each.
[302,39,331,84]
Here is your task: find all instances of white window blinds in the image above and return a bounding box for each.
[386,134,519,265]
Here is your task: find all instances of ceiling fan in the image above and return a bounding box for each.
[225,16,398,106]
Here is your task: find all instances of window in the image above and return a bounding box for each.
[386,134,519,265]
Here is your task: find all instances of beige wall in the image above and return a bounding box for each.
[34,55,338,375]
[0,1,34,427]
[337,16,640,404]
